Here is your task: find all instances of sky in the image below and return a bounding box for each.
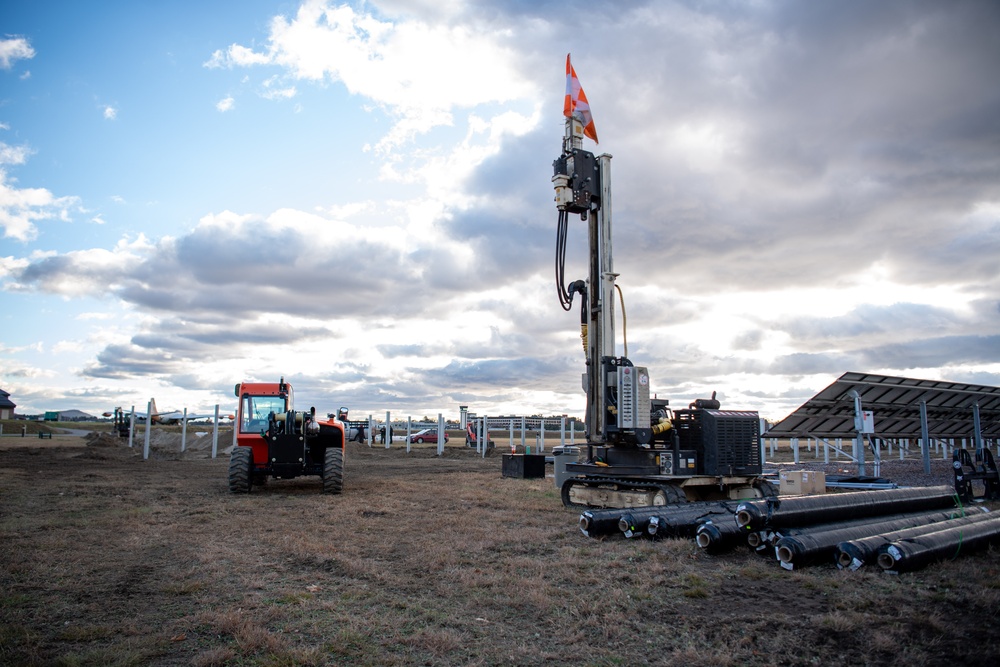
[1,0,998,423]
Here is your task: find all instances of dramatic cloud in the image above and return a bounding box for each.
[2,0,998,419]
[205,0,538,151]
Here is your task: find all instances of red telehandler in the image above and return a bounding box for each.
[228,377,345,494]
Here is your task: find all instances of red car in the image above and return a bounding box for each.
[408,428,448,444]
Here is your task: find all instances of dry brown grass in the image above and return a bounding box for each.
[0,439,998,666]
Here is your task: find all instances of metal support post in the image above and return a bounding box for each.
[919,401,931,475]
[973,402,984,455]
[143,399,153,460]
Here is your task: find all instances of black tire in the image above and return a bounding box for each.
[228,446,252,493]
[754,479,779,498]
[651,484,687,505]
[323,447,344,494]
[416,437,424,444]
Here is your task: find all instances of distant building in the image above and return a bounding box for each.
[49,409,96,422]
[0,389,15,420]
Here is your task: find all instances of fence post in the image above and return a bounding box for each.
[143,399,153,460]
[406,417,412,454]
[437,414,444,456]
[479,417,486,458]
[211,405,219,459]
[181,408,188,453]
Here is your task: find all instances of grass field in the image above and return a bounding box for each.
[1,435,999,666]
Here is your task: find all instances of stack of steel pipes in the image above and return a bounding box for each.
[835,511,997,571]
[578,501,739,540]
[577,484,1000,573]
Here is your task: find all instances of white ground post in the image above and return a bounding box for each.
[128,406,136,448]
[211,404,220,459]
[483,417,489,458]
[367,415,374,446]
[509,419,515,452]
[181,407,188,453]
[540,419,546,452]
[385,411,391,449]
[479,418,486,458]
[143,399,153,460]
[437,414,444,456]
[520,416,526,452]
[406,417,412,454]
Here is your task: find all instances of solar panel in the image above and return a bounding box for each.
[764,372,1000,440]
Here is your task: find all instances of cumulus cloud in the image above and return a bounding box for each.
[208,0,538,151]
[0,37,34,69]
[0,149,81,241]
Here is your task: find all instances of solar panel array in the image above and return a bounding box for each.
[764,372,1000,440]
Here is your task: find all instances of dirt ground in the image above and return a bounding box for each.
[2,434,999,667]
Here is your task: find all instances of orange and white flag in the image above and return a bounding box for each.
[564,54,598,143]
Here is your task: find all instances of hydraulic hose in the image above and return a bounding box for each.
[556,210,574,311]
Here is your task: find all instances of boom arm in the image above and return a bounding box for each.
[553,117,625,443]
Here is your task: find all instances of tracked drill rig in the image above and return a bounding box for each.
[553,60,774,508]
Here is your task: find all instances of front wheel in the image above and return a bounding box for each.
[228,446,252,493]
[415,437,424,444]
[323,447,344,494]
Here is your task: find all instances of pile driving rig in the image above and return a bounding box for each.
[553,110,774,508]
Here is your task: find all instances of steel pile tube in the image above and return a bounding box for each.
[617,505,690,538]
[737,485,956,530]
[618,501,736,539]
[836,508,993,571]
[735,499,768,529]
[695,519,745,554]
[758,508,973,555]
[579,508,631,537]
[631,501,739,539]
[773,507,985,569]
[876,515,1000,573]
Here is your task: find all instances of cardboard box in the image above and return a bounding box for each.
[779,470,826,495]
